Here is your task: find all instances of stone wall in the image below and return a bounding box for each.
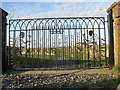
[107,1,120,67]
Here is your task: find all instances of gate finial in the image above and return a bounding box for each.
[99,8,106,16]
[9,11,14,19]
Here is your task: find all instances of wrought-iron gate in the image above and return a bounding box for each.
[8,17,108,70]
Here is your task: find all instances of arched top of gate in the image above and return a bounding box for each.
[9,17,105,31]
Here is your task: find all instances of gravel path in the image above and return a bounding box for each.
[2,73,117,88]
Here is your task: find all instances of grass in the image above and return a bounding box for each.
[18,48,106,60]
[13,55,107,69]
[112,66,120,73]
[14,45,108,68]
[77,77,120,89]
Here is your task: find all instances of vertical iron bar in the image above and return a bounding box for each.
[68,24,70,62]
[29,28,30,59]
[13,23,16,68]
[62,22,64,61]
[98,24,102,67]
[48,29,52,60]
[31,27,33,69]
[25,27,28,69]
[28,27,31,68]
[43,23,45,68]
[86,25,90,68]
[39,28,41,69]
[103,18,107,66]
[93,25,95,67]
[55,19,57,69]
[34,26,36,68]
[83,26,86,67]
[8,21,11,67]
[75,23,77,61]
[79,26,81,68]
[52,34,54,61]
[19,28,22,56]
[81,25,83,68]
[33,27,35,68]
[19,27,22,69]
[32,27,34,69]
[49,28,51,60]
[38,27,40,68]
[36,26,38,68]
[26,28,27,58]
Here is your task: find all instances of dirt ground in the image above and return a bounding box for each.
[6,68,113,75]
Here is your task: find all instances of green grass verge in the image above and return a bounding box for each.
[77,78,120,88]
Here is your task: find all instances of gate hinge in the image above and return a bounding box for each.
[105,20,108,22]
[6,23,9,25]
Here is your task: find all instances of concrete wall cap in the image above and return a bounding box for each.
[106,2,118,12]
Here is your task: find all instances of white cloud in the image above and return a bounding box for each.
[10,2,109,19]
[1,0,114,2]
[7,4,43,19]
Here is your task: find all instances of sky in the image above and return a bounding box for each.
[0,0,117,19]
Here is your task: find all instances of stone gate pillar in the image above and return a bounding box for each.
[0,8,8,73]
[107,1,120,67]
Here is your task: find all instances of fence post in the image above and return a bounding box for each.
[0,8,8,73]
[107,1,120,67]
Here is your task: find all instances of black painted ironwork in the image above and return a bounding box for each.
[8,17,108,70]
